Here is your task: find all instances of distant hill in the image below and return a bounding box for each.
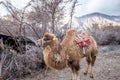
[72,12,120,30]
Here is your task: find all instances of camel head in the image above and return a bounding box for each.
[36,32,57,48]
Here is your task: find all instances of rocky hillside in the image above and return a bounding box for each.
[72,12,120,29]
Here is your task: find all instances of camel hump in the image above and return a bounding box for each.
[66,29,77,36]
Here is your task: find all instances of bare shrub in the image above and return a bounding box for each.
[90,25,120,45]
[0,45,45,80]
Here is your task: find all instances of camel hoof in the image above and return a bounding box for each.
[84,71,87,75]
[71,79,78,80]
[90,74,94,78]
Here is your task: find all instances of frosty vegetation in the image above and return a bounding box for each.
[0,0,120,80]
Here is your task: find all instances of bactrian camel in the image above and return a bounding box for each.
[36,29,98,80]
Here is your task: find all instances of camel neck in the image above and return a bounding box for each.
[48,40,61,54]
[49,40,58,48]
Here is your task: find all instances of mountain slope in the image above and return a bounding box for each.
[74,12,120,29]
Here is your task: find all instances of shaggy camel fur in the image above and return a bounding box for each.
[37,29,98,80]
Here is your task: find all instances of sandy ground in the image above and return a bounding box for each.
[21,45,120,80]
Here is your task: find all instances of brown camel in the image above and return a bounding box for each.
[36,29,98,80]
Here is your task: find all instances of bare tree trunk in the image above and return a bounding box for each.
[0,62,2,77]
[70,0,77,28]
[0,39,4,77]
[52,13,55,33]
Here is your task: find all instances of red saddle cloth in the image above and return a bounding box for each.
[75,32,91,47]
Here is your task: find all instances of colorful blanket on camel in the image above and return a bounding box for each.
[75,32,92,47]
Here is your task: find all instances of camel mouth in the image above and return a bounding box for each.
[36,38,49,47]
[36,37,52,48]
[36,39,42,47]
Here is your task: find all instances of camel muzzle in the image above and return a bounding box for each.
[36,39,43,47]
[36,38,51,47]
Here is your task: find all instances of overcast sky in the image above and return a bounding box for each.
[76,0,120,16]
[0,0,30,16]
[0,0,120,17]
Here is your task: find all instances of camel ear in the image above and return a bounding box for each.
[50,33,57,41]
[53,37,57,41]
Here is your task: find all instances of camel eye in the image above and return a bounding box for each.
[43,37,50,41]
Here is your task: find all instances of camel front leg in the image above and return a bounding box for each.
[70,66,80,80]
[75,72,79,80]
[72,72,75,80]
[71,70,79,80]
[69,60,80,80]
